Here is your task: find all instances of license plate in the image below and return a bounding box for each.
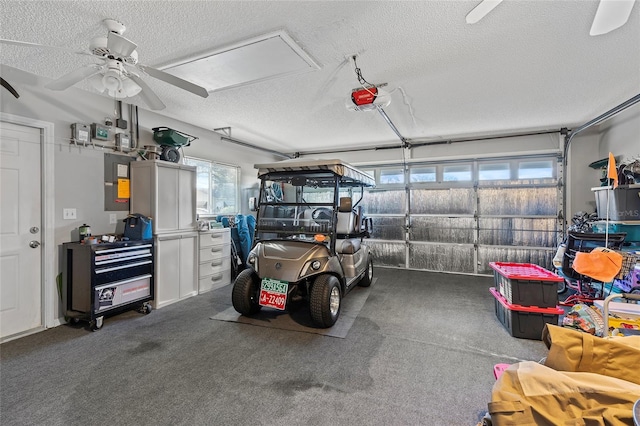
[259,278,288,310]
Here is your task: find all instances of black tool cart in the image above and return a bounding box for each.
[63,240,154,330]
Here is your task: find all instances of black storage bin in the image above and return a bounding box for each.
[490,287,563,340]
[489,262,562,308]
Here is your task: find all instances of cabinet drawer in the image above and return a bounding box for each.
[199,230,230,248]
[94,275,152,314]
[199,243,230,263]
[198,269,231,293]
[199,257,230,278]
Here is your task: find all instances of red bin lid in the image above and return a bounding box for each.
[489,262,563,282]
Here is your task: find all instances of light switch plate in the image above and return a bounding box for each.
[63,208,76,220]
[110,214,117,224]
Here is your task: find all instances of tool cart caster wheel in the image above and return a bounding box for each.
[140,303,153,314]
[69,317,80,324]
[91,316,104,331]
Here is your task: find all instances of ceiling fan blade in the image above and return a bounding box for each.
[138,65,209,98]
[107,31,137,57]
[590,0,635,36]
[466,0,503,24]
[0,38,91,56]
[127,73,166,110]
[45,65,102,90]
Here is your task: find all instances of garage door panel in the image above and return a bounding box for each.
[368,241,405,268]
[478,187,557,215]
[364,190,405,214]
[410,217,475,243]
[411,188,475,215]
[409,243,475,273]
[478,218,558,246]
[370,217,405,240]
[477,246,554,274]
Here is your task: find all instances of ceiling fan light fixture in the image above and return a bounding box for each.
[88,73,106,93]
[122,77,142,97]
[102,70,122,92]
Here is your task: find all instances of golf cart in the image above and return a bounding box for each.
[232,158,375,327]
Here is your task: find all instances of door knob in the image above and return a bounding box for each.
[29,240,41,248]
[30,227,40,234]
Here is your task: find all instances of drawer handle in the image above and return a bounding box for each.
[211,259,223,267]
[211,247,222,253]
[211,273,223,281]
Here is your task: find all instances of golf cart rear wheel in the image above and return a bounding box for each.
[359,256,374,287]
[310,274,341,328]
[232,269,262,316]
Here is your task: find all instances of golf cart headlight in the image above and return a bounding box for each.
[248,254,256,265]
[311,260,321,270]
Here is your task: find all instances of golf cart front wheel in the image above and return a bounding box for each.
[232,269,262,316]
[310,274,341,328]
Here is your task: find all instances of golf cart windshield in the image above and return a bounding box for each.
[254,159,375,245]
[256,171,338,244]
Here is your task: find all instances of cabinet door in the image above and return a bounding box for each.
[156,165,179,233]
[178,167,196,230]
[179,234,198,298]
[155,237,181,308]
[130,164,153,220]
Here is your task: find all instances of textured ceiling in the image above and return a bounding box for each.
[1,0,639,155]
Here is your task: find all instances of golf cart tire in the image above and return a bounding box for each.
[232,269,262,316]
[310,274,341,328]
[359,256,374,287]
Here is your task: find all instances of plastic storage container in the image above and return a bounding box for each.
[591,220,640,242]
[592,184,640,221]
[489,262,562,308]
[490,287,563,340]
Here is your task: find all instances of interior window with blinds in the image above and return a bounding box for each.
[183,157,239,215]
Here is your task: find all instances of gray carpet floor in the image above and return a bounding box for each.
[0,267,550,426]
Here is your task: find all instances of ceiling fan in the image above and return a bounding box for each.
[0,19,209,110]
[466,0,636,36]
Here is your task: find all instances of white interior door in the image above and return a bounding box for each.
[0,121,42,339]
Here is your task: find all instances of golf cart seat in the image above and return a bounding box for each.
[336,197,363,254]
[336,197,359,235]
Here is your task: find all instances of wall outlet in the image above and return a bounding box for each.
[63,208,77,220]
[110,214,118,224]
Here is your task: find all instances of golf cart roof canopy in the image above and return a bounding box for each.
[255,158,375,187]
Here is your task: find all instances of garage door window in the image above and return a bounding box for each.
[443,164,472,182]
[410,166,436,183]
[379,168,405,185]
[518,160,554,179]
[479,163,510,180]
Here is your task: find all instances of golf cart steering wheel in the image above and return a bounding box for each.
[311,208,332,221]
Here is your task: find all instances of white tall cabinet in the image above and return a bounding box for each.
[130,160,198,309]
